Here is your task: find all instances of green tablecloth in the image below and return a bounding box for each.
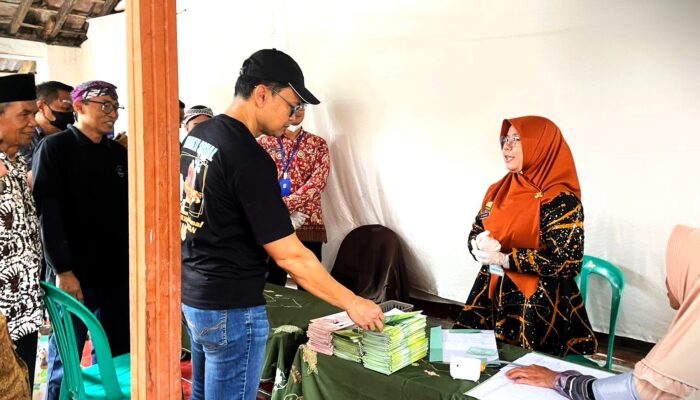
[261,284,340,382]
[185,285,607,399]
[271,343,530,400]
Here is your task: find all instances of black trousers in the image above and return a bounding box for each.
[14,330,38,388]
[266,241,323,287]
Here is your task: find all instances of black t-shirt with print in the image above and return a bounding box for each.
[180,114,294,310]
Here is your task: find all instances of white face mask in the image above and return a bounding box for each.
[288,124,302,133]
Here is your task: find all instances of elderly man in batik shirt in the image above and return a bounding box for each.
[0,73,44,389]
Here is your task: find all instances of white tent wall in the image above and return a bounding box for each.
[0,37,83,85]
[77,0,700,343]
[80,13,129,135]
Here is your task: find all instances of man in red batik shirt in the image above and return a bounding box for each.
[258,106,330,286]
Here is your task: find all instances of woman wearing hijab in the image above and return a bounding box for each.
[454,116,597,357]
[506,224,700,399]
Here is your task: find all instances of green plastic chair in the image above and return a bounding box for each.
[571,255,625,370]
[41,281,131,400]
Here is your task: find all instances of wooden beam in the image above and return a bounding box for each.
[49,0,77,39]
[9,0,32,34]
[17,60,35,73]
[20,22,42,29]
[126,0,181,399]
[30,7,57,14]
[98,0,119,16]
[0,32,81,47]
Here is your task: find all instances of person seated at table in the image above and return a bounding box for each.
[454,116,597,357]
[506,224,700,400]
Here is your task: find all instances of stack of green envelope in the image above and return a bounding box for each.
[360,311,429,375]
[331,328,364,363]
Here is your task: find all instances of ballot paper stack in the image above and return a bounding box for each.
[331,328,364,363]
[361,311,429,375]
[307,311,356,355]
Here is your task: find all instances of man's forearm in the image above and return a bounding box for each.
[282,248,356,310]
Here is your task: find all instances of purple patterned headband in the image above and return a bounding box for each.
[71,80,118,102]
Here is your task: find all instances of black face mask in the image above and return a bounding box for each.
[47,107,75,131]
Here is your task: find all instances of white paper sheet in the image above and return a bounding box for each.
[443,330,499,363]
[466,352,615,400]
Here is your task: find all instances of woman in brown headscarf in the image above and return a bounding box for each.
[505,224,700,399]
[454,116,597,357]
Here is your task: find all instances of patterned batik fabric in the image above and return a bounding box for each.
[257,130,330,242]
[0,313,30,399]
[455,192,597,357]
[554,370,597,400]
[0,153,43,341]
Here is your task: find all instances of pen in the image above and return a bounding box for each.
[487,360,529,368]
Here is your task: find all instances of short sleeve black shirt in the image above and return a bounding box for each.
[180,115,294,309]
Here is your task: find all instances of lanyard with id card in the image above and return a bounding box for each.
[278,131,306,197]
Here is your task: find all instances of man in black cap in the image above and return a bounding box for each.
[33,80,129,400]
[0,73,44,388]
[180,49,384,399]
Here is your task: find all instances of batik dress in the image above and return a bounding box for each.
[455,192,597,356]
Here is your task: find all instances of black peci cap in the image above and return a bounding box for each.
[0,74,37,103]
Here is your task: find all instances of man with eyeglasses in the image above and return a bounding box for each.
[32,80,130,400]
[180,49,384,399]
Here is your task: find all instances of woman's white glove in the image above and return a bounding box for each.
[470,231,509,269]
[475,230,501,252]
[472,249,509,268]
[290,211,309,230]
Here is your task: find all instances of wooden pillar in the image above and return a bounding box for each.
[126,0,181,398]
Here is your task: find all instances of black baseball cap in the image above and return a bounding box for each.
[239,48,320,105]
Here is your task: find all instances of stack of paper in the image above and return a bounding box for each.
[361,311,429,375]
[307,311,356,355]
[331,328,364,363]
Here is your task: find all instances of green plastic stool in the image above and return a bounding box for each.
[572,255,625,370]
[41,281,131,399]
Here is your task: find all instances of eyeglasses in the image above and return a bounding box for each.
[84,100,124,114]
[270,88,306,117]
[500,134,521,148]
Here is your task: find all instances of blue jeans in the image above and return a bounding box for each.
[182,304,269,400]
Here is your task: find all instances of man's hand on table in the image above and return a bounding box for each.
[506,365,558,388]
[347,296,384,331]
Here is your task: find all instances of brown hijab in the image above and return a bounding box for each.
[481,116,581,297]
[633,225,700,399]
